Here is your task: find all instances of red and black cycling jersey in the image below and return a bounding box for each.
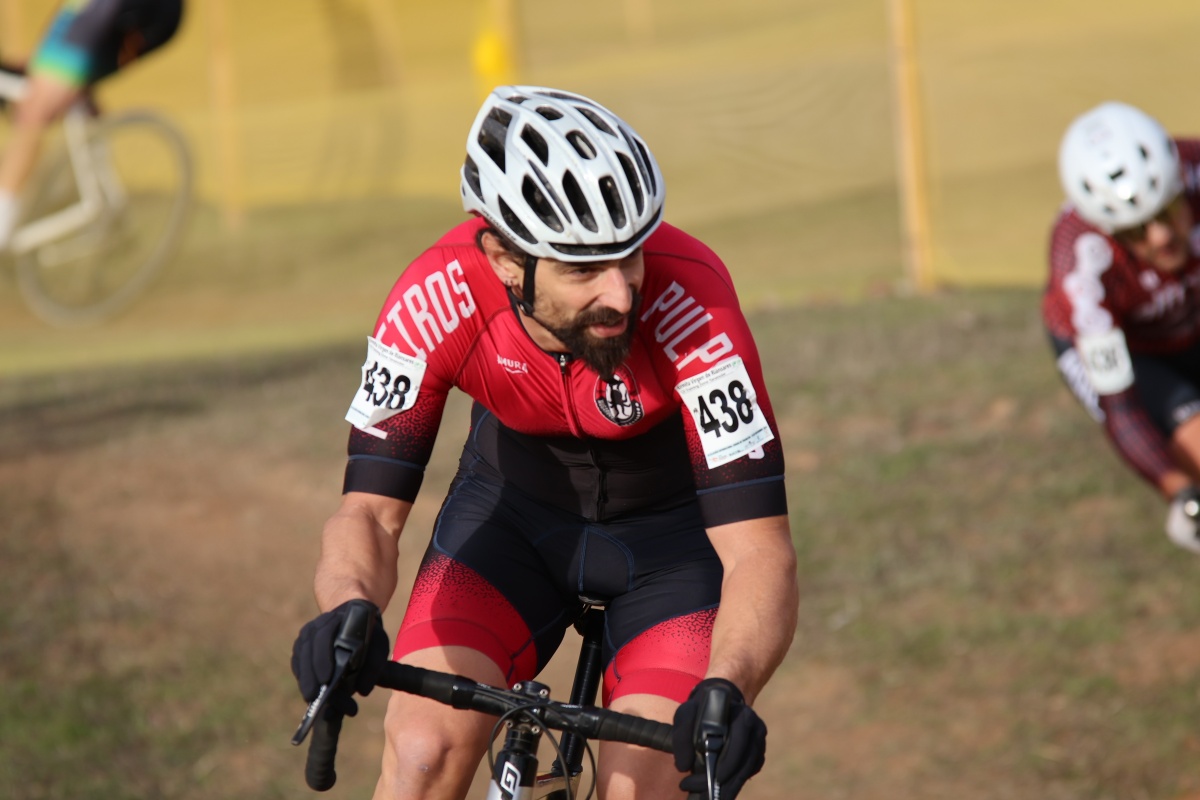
[342,217,787,527]
[1042,138,1200,485]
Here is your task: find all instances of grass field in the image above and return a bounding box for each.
[4,280,1200,799]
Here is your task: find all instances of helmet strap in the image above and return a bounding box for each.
[511,253,538,317]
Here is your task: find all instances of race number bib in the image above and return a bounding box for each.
[677,356,774,468]
[345,336,427,438]
[1076,328,1134,395]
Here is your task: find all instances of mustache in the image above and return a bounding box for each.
[575,307,628,328]
[573,292,643,330]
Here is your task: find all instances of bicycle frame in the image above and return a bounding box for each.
[491,605,606,800]
[0,68,115,257]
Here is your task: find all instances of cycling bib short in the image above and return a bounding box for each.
[31,0,183,87]
[393,414,723,705]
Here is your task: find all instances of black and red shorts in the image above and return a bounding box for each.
[392,453,722,705]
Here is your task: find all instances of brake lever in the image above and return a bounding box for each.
[695,686,730,800]
[290,601,375,745]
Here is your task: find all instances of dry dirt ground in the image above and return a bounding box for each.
[5,323,1200,800]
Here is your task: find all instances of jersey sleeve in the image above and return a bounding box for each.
[641,249,788,528]
[1048,332,1175,488]
[1043,221,1175,488]
[340,248,476,502]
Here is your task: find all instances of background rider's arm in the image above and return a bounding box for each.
[704,514,798,704]
[1049,331,1184,499]
[1096,388,1187,499]
[313,491,411,613]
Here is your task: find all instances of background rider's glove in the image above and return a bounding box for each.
[291,598,390,702]
[672,677,767,799]
[1165,485,1200,554]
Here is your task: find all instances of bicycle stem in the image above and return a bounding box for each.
[486,680,552,800]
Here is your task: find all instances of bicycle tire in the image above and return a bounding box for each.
[16,109,193,326]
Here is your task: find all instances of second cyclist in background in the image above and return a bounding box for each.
[1044,101,1200,554]
[0,0,184,251]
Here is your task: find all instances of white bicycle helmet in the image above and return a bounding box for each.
[461,85,665,262]
[1058,101,1182,232]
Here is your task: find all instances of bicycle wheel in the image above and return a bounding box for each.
[16,110,193,326]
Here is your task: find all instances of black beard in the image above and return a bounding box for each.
[542,293,642,380]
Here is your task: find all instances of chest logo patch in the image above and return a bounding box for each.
[595,368,644,427]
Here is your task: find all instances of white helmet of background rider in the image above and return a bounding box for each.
[1058,101,1183,233]
[460,85,666,262]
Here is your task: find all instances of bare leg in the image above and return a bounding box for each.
[0,73,81,248]
[598,693,685,800]
[373,646,505,800]
[0,73,82,194]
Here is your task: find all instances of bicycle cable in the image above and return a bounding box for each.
[485,699,600,800]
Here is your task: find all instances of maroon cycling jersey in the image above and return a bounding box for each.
[342,217,787,526]
[1042,138,1200,486]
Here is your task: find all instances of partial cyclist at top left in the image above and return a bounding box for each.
[0,0,191,326]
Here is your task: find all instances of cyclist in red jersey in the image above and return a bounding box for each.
[291,86,799,800]
[1043,101,1200,553]
[0,0,184,250]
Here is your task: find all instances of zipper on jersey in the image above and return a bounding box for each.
[556,353,585,437]
[556,353,612,518]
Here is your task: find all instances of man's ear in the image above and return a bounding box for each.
[480,231,523,288]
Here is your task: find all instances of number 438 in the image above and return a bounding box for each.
[363,361,412,410]
[695,380,755,436]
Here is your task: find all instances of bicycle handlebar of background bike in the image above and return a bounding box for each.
[301,660,675,792]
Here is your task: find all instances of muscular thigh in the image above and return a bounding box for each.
[597,501,723,706]
[392,470,580,685]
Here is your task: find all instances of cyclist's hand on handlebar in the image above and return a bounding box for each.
[1166,485,1200,554]
[672,677,766,799]
[291,598,390,702]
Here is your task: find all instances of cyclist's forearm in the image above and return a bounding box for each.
[314,493,410,612]
[705,516,799,703]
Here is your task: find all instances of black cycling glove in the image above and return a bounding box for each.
[673,678,767,799]
[291,598,390,703]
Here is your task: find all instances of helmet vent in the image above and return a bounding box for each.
[599,176,627,229]
[617,154,645,214]
[499,198,538,244]
[521,176,564,233]
[562,172,597,232]
[567,131,597,159]
[577,107,615,135]
[463,156,483,199]
[521,125,550,165]
[479,108,513,170]
[530,162,571,219]
[1139,145,1149,160]
[632,138,657,197]
[535,106,563,121]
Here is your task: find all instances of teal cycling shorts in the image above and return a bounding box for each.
[30,0,183,87]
